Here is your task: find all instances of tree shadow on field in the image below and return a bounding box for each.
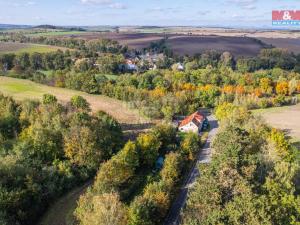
[121,122,155,141]
[121,122,155,131]
[292,141,300,150]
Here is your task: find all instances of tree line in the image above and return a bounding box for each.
[1,47,300,121]
[75,124,203,225]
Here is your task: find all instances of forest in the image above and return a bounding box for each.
[0,94,123,224]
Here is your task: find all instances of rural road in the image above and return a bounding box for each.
[164,115,219,225]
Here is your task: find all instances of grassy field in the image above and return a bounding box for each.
[253,104,300,143]
[0,76,148,125]
[38,181,92,225]
[0,42,67,54]
[27,31,86,37]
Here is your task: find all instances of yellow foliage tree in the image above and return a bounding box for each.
[260,78,273,95]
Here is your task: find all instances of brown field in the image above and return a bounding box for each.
[167,35,263,56]
[258,38,300,54]
[60,30,300,56]
[64,32,266,56]
[254,104,300,142]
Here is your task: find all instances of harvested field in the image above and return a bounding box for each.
[38,30,300,56]
[258,38,300,54]
[167,35,263,56]
[0,76,148,125]
[254,104,300,142]
[0,42,67,54]
[64,32,266,57]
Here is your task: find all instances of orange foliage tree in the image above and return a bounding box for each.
[222,85,235,95]
[276,81,289,96]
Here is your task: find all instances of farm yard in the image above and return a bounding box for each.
[0,42,67,54]
[0,76,148,125]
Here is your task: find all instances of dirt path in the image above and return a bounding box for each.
[38,181,92,225]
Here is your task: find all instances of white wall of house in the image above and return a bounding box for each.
[179,122,202,133]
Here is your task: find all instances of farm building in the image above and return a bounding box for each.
[178,111,208,133]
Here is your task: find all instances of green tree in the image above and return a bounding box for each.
[42,94,57,105]
[71,95,91,112]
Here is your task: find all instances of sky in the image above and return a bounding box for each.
[0,0,299,28]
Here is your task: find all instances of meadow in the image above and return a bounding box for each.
[0,42,67,54]
[26,30,86,37]
[253,103,300,143]
[0,76,147,125]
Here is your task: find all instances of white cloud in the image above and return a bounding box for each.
[198,10,210,16]
[80,0,126,9]
[80,0,112,4]
[109,3,127,9]
[146,6,181,13]
[10,1,36,7]
[26,1,36,6]
[227,0,257,10]
[243,5,256,10]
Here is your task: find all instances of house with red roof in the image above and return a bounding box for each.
[178,111,207,133]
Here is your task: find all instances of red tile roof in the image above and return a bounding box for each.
[179,111,206,128]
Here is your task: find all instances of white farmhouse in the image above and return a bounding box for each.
[178,111,206,133]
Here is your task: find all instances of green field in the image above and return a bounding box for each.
[0,42,67,54]
[0,76,148,124]
[27,31,85,37]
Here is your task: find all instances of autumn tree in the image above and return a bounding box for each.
[137,133,161,167]
[75,192,127,225]
[71,95,91,112]
[276,81,289,96]
[180,132,201,161]
[260,78,273,95]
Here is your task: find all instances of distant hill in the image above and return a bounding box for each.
[0,24,32,30]
[34,24,59,29]
[34,24,86,31]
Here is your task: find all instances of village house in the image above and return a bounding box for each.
[178,111,208,133]
[125,59,138,71]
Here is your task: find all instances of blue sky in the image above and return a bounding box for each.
[0,0,299,27]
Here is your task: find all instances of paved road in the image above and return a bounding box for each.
[164,115,219,225]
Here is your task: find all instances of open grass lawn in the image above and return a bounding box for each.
[0,42,68,54]
[0,76,148,125]
[253,104,300,144]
